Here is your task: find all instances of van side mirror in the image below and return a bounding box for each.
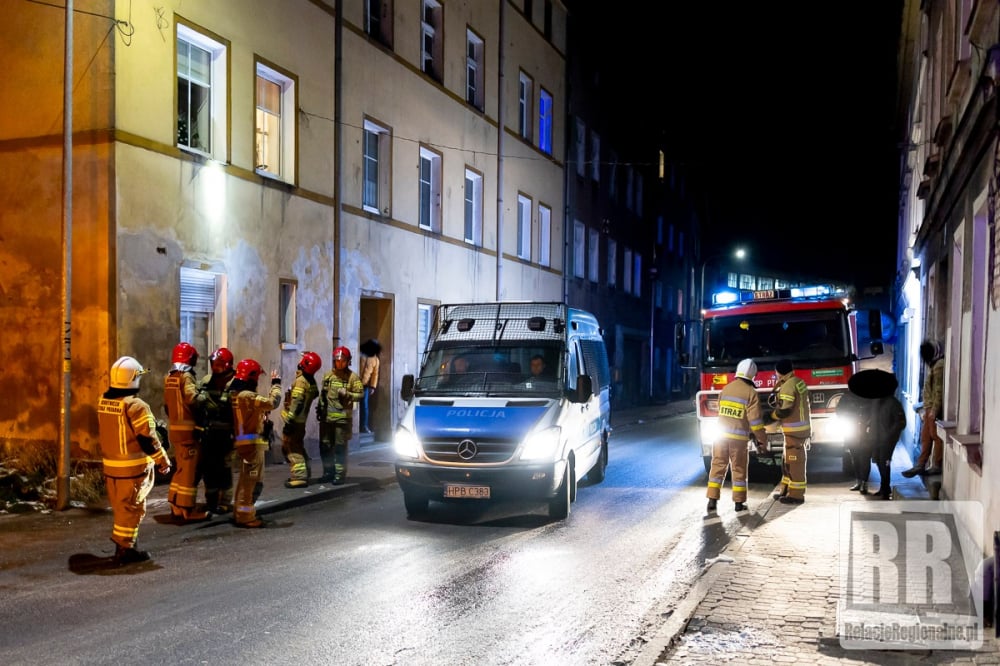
[401,374,415,402]
[573,374,593,403]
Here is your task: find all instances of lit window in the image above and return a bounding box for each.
[539,88,553,154]
[518,71,533,140]
[419,146,442,232]
[464,168,483,245]
[176,22,228,161]
[466,29,484,110]
[538,204,551,267]
[254,61,296,183]
[279,279,297,346]
[363,118,391,215]
[421,0,442,81]
[517,194,532,260]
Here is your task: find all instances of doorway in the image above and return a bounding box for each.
[359,295,393,443]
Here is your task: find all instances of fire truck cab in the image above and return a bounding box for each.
[690,287,883,474]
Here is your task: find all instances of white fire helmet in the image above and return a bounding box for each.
[735,358,757,381]
[110,356,148,389]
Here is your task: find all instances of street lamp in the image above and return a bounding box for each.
[699,247,745,313]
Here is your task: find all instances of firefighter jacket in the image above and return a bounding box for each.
[922,357,944,415]
[360,354,380,389]
[281,371,319,425]
[771,371,812,438]
[195,371,235,431]
[97,393,169,478]
[232,383,283,445]
[164,370,199,441]
[717,377,767,446]
[317,368,364,423]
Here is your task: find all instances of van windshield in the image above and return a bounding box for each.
[415,344,562,396]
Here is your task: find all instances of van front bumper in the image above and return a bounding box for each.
[394,460,567,502]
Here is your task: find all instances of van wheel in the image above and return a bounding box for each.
[403,491,429,518]
[548,463,572,521]
[587,440,608,484]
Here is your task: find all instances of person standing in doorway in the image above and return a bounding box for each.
[359,339,381,434]
[768,359,812,505]
[281,351,321,488]
[706,358,767,514]
[229,359,282,528]
[163,342,209,523]
[97,356,171,565]
[317,346,364,484]
[902,339,945,477]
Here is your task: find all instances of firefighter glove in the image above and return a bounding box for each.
[157,461,172,476]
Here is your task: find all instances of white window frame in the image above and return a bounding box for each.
[421,0,442,80]
[588,228,599,283]
[538,203,551,267]
[464,167,483,245]
[417,301,435,359]
[518,71,533,140]
[573,220,585,278]
[419,145,442,232]
[539,87,553,154]
[176,23,228,161]
[363,118,391,215]
[254,60,296,184]
[279,279,298,348]
[607,238,617,288]
[517,194,532,260]
[180,266,225,377]
[466,29,484,110]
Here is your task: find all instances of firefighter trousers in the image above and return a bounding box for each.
[106,467,154,549]
[320,420,352,482]
[168,436,201,517]
[777,435,808,500]
[706,438,749,503]
[281,422,310,482]
[234,440,267,525]
[199,428,234,511]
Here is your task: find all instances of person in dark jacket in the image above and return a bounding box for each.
[840,369,906,500]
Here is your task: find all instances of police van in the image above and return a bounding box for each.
[393,302,612,520]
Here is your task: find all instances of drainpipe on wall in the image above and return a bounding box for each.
[333,0,342,346]
[495,0,505,301]
[57,0,74,511]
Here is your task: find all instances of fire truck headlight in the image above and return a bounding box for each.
[828,415,854,442]
[393,427,421,459]
[699,420,721,446]
[520,426,562,461]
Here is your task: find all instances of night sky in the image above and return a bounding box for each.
[602,3,905,288]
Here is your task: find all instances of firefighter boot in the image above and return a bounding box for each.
[113,543,150,566]
[706,498,717,513]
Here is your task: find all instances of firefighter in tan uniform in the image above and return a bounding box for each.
[97,356,172,565]
[316,346,364,484]
[230,359,282,528]
[281,351,322,488]
[164,342,209,522]
[768,359,812,504]
[706,358,767,513]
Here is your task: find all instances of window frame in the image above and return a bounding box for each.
[176,20,230,162]
[279,278,298,348]
[179,266,226,377]
[607,238,617,288]
[362,117,392,216]
[573,220,585,279]
[518,70,533,141]
[517,193,532,261]
[538,203,551,267]
[253,58,297,185]
[418,145,443,232]
[538,87,553,154]
[466,28,485,110]
[464,167,483,246]
[421,0,443,81]
[588,228,599,283]
[364,0,394,48]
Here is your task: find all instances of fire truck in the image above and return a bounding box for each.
[691,287,883,473]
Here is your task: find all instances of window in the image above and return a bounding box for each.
[419,146,442,232]
[543,0,553,40]
[464,168,483,245]
[588,228,599,283]
[623,248,633,293]
[254,60,296,183]
[279,279,297,346]
[591,131,600,182]
[363,118,391,215]
[176,22,228,160]
[575,117,586,177]
[517,194,532,260]
[607,239,617,288]
[573,220,585,278]
[417,302,435,357]
[180,266,225,376]
[538,204,551,267]
[539,88,553,154]
[421,0,443,81]
[518,71,533,140]
[466,29,484,110]
[633,253,642,296]
[365,0,394,48]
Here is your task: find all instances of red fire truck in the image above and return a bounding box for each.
[691,287,883,473]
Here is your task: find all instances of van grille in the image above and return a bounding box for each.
[422,437,517,464]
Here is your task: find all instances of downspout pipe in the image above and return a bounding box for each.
[495,0,505,301]
[333,0,342,346]
[57,0,74,511]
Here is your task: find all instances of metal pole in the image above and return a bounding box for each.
[57,0,74,511]
[494,0,505,301]
[699,260,707,313]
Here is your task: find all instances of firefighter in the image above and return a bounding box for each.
[706,358,767,513]
[163,342,209,523]
[195,347,236,514]
[229,359,282,528]
[97,356,172,565]
[281,351,322,488]
[768,359,812,504]
[316,346,364,484]
[902,339,945,477]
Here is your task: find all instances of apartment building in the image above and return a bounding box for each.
[896,0,1000,557]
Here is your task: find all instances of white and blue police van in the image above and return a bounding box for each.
[393,302,612,520]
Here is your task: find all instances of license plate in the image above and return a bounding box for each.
[444,484,491,499]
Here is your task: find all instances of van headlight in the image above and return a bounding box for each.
[393,427,421,459]
[520,426,562,461]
